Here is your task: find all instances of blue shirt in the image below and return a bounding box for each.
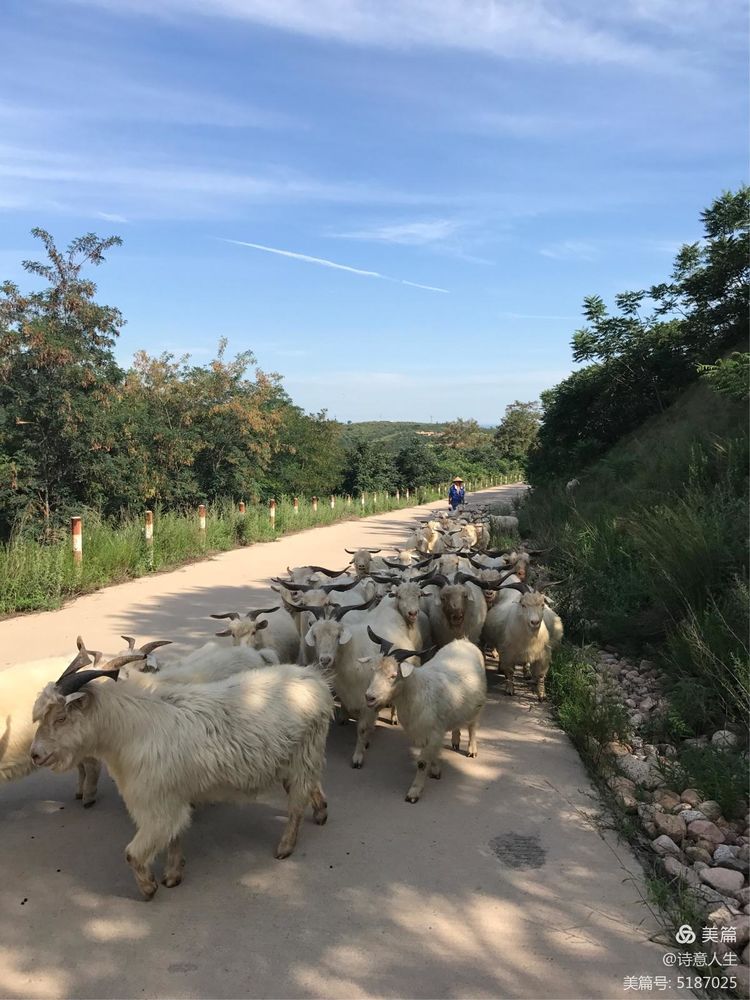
[448,484,465,508]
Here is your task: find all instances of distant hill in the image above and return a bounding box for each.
[340,421,450,452]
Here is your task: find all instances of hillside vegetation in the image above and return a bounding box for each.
[340,421,450,449]
[521,187,749,740]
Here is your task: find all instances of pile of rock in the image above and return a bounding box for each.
[593,650,748,993]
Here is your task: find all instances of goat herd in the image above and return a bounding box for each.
[2,499,563,901]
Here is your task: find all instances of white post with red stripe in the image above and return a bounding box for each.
[71,516,82,565]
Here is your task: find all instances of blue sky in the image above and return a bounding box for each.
[1,0,746,423]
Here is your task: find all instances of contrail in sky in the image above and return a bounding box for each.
[220,238,449,293]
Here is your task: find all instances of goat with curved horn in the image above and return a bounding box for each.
[139,640,173,655]
[319,579,360,594]
[56,647,93,682]
[332,596,377,621]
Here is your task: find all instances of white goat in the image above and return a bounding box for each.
[423,576,487,647]
[0,646,141,805]
[31,655,333,899]
[364,633,486,802]
[483,591,563,699]
[210,606,299,663]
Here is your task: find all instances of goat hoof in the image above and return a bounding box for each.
[275,847,293,860]
[75,792,83,800]
[468,751,478,758]
[451,742,460,751]
[429,772,441,780]
[140,882,158,900]
[82,799,96,808]
[405,794,419,803]
[351,759,363,769]
[161,874,182,888]
[313,811,328,826]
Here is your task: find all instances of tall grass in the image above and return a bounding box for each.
[0,482,513,615]
[521,385,749,734]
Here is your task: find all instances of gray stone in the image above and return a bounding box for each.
[680,809,707,823]
[619,754,662,789]
[699,800,723,822]
[712,729,738,749]
[688,819,726,845]
[715,856,750,875]
[653,811,686,841]
[651,835,682,857]
[699,866,745,897]
[715,845,741,863]
[681,788,702,807]
[653,789,682,811]
[663,855,700,887]
[730,963,749,998]
[685,845,715,865]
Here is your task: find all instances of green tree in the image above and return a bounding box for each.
[0,229,124,536]
[439,418,491,450]
[394,437,439,488]
[266,408,345,497]
[530,187,750,480]
[494,401,541,464]
[343,439,395,494]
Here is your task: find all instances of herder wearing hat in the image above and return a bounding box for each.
[448,476,465,511]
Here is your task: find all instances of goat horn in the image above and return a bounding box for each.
[57,669,120,697]
[307,566,347,577]
[344,549,356,554]
[333,597,376,621]
[56,648,93,682]
[210,612,241,620]
[366,626,393,656]
[247,607,279,620]
[100,653,148,671]
[120,635,136,650]
[139,640,172,655]
[392,645,436,664]
[321,579,359,593]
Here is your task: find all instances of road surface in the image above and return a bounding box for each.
[0,487,680,999]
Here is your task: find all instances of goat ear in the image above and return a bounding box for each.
[339,627,352,645]
[399,661,415,678]
[215,628,232,637]
[64,690,91,707]
[304,628,316,647]
[255,619,269,631]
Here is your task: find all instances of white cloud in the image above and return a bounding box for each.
[72,0,702,70]
[333,218,463,245]
[539,240,598,261]
[0,144,444,219]
[220,238,449,292]
[95,211,129,223]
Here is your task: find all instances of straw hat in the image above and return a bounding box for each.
[452,476,464,483]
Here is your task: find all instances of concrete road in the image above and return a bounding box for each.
[0,488,681,1000]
